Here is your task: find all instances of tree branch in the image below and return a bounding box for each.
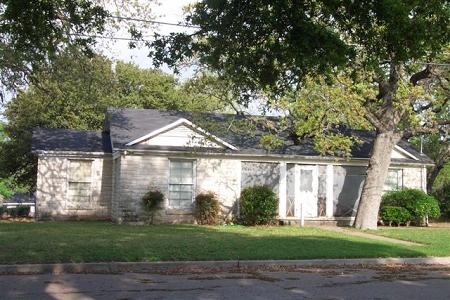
[404,127,439,137]
[410,65,433,86]
[364,106,386,131]
[437,119,450,126]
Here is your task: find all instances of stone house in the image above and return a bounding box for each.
[32,108,433,224]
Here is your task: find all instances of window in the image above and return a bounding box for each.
[384,169,403,191]
[169,160,195,208]
[68,160,92,208]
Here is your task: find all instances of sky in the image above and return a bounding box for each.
[99,0,196,79]
[98,0,271,115]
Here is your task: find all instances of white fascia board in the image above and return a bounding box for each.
[125,118,238,150]
[35,150,111,158]
[394,145,419,161]
[112,148,433,167]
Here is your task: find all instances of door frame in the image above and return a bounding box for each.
[294,164,318,218]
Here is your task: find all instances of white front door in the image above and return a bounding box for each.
[295,165,318,218]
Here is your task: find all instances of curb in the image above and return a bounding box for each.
[1,257,450,275]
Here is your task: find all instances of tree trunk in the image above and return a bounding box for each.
[354,131,402,230]
[426,145,449,193]
[426,165,442,194]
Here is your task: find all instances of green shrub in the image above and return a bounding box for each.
[382,189,440,225]
[0,178,14,199]
[411,196,440,222]
[382,189,424,208]
[239,185,278,226]
[141,190,165,224]
[380,206,412,226]
[6,207,17,218]
[0,205,30,218]
[16,205,30,217]
[194,192,220,225]
[433,183,450,219]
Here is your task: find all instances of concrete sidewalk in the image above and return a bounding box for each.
[1,257,450,275]
[321,226,423,246]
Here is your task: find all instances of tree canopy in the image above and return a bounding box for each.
[149,0,450,229]
[151,1,449,93]
[0,49,231,188]
[0,0,156,99]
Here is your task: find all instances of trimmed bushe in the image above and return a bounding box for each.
[380,189,440,226]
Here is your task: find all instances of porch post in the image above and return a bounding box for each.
[294,164,300,217]
[278,162,287,219]
[326,164,334,217]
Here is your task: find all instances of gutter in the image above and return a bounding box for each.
[33,150,112,158]
[112,148,434,167]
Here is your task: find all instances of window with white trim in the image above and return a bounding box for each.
[384,169,403,191]
[169,160,195,208]
[68,160,92,208]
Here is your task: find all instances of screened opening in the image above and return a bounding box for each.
[68,160,92,209]
[169,160,195,208]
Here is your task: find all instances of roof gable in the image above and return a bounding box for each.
[126,118,237,150]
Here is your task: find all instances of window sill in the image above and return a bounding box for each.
[165,208,193,215]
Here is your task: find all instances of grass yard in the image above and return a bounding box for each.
[369,227,450,257]
[0,221,449,264]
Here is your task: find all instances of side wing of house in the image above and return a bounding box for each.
[33,128,113,220]
[36,154,112,219]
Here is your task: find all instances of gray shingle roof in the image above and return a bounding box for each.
[105,108,433,164]
[32,128,112,153]
[30,108,432,164]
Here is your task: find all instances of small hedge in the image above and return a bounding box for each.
[239,185,278,226]
[380,206,412,226]
[0,205,30,218]
[194,192,220,225]
[141,190,164,224]
[381,189,440,225]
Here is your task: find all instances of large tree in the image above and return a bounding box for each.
[0,49,230,189]
[0,0,107,97]
[149,0,450,229]
[0,0,156,99]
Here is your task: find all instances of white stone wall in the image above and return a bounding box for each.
[402,166,427,191]
[36,155,112,219]
[114,154,169,222]
[196,158,241,218]
[113,154,242,223]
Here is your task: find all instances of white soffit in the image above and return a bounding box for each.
[392,145,419,161]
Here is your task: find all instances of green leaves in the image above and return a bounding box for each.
[150,0,449,96]
[382,189,441,224]
[279,74,372,157]
[0,0,108,94]
[0,50,235,189]
[150,0,353,94]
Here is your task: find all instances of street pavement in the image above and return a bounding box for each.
[1,264,449,299]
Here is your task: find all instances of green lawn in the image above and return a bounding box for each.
[369,227,450,257]
[0,221,448,264]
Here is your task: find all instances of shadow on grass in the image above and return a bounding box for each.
[0,222,427,264]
